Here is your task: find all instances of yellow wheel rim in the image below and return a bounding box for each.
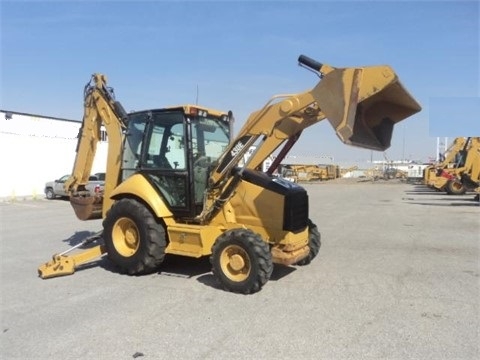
[112,217,140,257]
[220,244,251,282]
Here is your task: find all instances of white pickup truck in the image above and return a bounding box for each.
[44,173,105,200]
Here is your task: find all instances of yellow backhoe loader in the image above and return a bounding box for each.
[424,137,469,194]
[38,55,421,293]
[449,137,480,200]
[436,138,478,195]
[423,139,465,188]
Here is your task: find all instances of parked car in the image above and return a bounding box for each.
[44,174,104,200]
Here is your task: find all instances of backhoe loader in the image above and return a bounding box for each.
[38,55,421,294]
[436,138,479,195]
[449,137,480,199]
[424,137,469,194]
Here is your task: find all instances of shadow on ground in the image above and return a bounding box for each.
[60,232,303,290]
[407,201,479,207]
[403,186,479,207]
[63,230,99,246]
[196,263,297,292]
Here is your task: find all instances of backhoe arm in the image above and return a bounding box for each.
[65,74,128,220]
[439,137,467,167]
[38,74,127,279]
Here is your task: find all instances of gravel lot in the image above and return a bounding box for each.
[1,180,479,360]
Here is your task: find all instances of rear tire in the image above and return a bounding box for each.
[295,220,321,266]
[103,198,166,275]
[445,180,466,195]
[210,229,273,294]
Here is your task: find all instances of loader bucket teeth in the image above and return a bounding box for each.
[38,255,76,279]
[313,66,422,151]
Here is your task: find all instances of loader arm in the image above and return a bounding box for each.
[209,56,421,188]
[199,55,421,222]
[425,137,468,187]
[65,74,128,219]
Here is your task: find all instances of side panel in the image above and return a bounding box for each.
[166,224,224,257]
[111,174,226,258]
[225,170,309,245]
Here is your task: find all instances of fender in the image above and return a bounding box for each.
[110,174,173,219]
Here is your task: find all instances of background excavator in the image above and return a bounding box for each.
[38,55,421,294]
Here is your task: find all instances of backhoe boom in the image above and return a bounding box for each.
[67,74,128,220]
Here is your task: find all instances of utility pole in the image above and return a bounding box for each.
[436,137,438,161]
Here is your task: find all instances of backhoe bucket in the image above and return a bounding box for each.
[70,194,103,220]
[313,65,421,151]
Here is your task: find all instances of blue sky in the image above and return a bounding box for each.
[1,0,478,163]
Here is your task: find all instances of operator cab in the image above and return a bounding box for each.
[122,106,232,219]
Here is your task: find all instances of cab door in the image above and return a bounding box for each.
[123,110,193,218]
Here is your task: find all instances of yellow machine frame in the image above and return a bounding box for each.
[39,55,421,293]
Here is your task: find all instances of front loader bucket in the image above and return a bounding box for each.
[313,65,421,151]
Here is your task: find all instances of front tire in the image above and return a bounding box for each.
[295,220,321,266]
[103,198,166,275]
[210,229,273,294]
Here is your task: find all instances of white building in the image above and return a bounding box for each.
[0,110,108,199]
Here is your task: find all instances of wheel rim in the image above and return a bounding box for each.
[112,217,140,257]
[452,182,463,191]
[220,244,251,282]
